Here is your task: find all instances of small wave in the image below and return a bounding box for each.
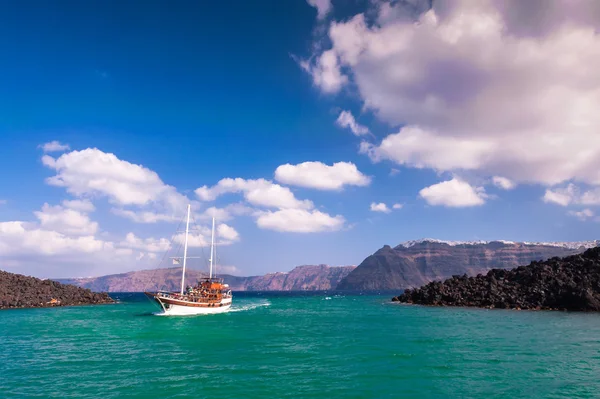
[228,301,271,313]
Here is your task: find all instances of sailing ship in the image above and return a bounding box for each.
[145,204,233,315]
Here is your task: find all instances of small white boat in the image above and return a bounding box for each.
[145,204,232,315]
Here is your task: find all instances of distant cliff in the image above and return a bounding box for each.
[336,239,599,290]
[237,265,356,291]
[0,270,114,310]
[58,264,356,292]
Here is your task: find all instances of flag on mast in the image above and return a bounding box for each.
[172,258,181,265]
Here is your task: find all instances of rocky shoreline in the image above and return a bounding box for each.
[0,270,114,310]
[392,247,600,311]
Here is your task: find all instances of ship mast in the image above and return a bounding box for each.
[180,204,191,295]
[209,216,215,279]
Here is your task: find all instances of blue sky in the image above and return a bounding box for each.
[1,0,599,278]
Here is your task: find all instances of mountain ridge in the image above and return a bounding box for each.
[398,238,600,250]
[57,264,356,292]
[337,240,599,290]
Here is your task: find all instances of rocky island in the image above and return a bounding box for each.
[0,270,114,310]
[393,247,600,311]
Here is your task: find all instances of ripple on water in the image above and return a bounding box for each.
[2,294,600,398]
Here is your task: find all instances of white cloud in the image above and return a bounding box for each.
[120,232,171,252]
[302,49,347,93]
[360,126,494,171]
[0,199,6,205]
[492,176,516,190]
[110,208,180,223]
[0,218,157,277]
[543,184,577,206]
[34,203,99,236]
[256,208,345,233]
[217,223,240,242]
[42,148,192,223]
[568,208,594,221]
[174,232,209,248]
[543,184,600,206]
[62,199,96,213]
[392,203,403,209]
[196,203,252,222]
[171,222,240,247]
[419,178,487,208]
[307,0,332,19]
[0,221,108,256]
[0,202,195,277]
[40,141,70,153]
[370,202,390,213]
[306,1,600,189]
[195,178,313,210]
[43,148,188,207]
[199,206,232,221]
[196,176,345,232]
[274,161,370,190]
[581,189,600,206]
[336,110,370,136]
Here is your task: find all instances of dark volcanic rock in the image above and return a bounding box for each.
[337,240,590,290]
[392,247,600,311]
[0,270,114,310]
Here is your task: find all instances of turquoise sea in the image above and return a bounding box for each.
[2,292,600,398]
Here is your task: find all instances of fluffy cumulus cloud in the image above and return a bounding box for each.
[217,223,240,242]
[301,49,347,93]
[196,203,253,222]
[543,184,600,206]
[336,111,370,136]
[42,148,192,223]
[111,208,180,223]
[568,208,595,221]
[307,0,332,19]
[0,221,108,257]
[40,140,70,153]
[34,203,98,236]
[196,177,345,232]
[62,199,96,213]
[120,233,172,253]
[172,222,240,247]
[419,178,487,208]
[196,178,313,210]
[0,204,203,276]
[0,217,157,277]
[274,161,370,190]
[370,202,390,213]
[2,148,244,276]
[305,0,600,193]
[492,176,516,190]
[255,209,344,233]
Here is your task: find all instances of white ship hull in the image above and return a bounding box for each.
[158,302,232,316]
[147,293,232,316]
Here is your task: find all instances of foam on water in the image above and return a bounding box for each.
[228,299,271,312]
[150,299,271,315]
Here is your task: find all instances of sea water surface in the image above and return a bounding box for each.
[2,292,600,398]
